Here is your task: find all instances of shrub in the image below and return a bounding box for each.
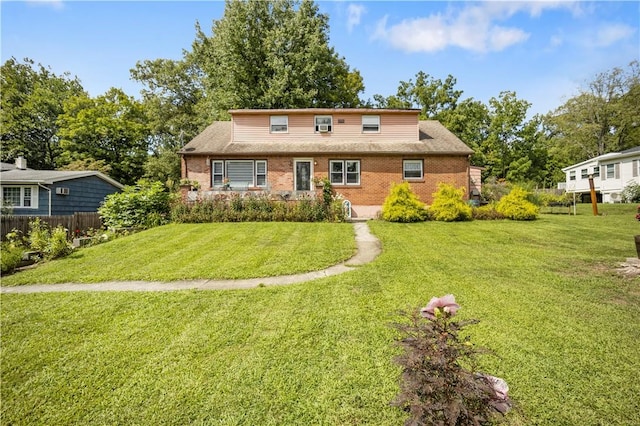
[1,243,24,274]
[496,186,539,220]
[621,182,640,203]
[381,182,429,222]
[392,295,512,425]
[47,225,73,259]
[27,218,50,253]
[99,179,173,229]
[472,204,506,220]
[534,191,572,207]
[428,183,473,222]
[481,177,510,203]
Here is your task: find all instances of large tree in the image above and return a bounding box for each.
[546,61,640,165]
[190,0,364,120]
[57,88,149,185]
[0,57,85,169]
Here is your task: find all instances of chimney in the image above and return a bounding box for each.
[15,156,27,170]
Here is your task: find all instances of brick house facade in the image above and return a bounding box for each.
[179,108,474,218]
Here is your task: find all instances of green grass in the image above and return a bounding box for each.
[0,222,356,285]
[1,204,639,425]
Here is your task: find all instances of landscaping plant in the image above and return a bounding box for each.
[381,182,429,222]
[428,183,473,222]
[99,179,173,229]
[495,186,539,220]
[392,295,511,425]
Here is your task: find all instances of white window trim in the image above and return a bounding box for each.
[212,160,224,186]
[314,115,333,133]
[1,185,38,209]
[403,160,424,180]
[212,160,268,188]
[270,115,288,133]
[362,115,380,133]
[329,160,361,186]
[569,170,576,181]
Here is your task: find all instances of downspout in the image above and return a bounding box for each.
[38,183,51,216]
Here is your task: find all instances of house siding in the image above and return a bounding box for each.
[232,112,418,142]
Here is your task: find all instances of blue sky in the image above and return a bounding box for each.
[2,1,638,117]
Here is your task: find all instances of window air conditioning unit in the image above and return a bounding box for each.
[56,187,70,195]
[318,124,329,133]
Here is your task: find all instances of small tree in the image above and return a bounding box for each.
[428,183,473,222]
[621,182,640,203]
[382,182,429,222]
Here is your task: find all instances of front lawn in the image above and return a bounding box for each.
[1,204,639,424]
[0,222,356,285]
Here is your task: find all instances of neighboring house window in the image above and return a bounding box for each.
[569,171,576,181]
[592,166,600,178]
[403,160,423,179]
[213,160,268,188]
[329,160,360,185]
[362,115,380,133]
[270,116,288,133]
[212,160,224,186]
[1,186,37,208]
[633,160,639,178]
[315,115,332,133]
[605,164,619,179]
[581,168,588,179]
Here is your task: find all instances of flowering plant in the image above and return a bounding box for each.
[635,205,640,221]
[392,294,512,425]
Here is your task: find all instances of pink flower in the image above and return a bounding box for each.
[420,294,460,320]
[484,375,511,414]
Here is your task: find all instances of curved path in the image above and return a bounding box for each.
[1,222,381,294]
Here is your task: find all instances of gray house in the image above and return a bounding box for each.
[0,158,123,216]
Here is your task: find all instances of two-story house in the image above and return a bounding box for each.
[179,108,474,218]
[561,146,640,203]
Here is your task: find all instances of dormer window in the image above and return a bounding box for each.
[315,116,332,133]
[270,115,288,133]
[362,115,380,133]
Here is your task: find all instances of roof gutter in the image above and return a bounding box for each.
[37,183,51,216]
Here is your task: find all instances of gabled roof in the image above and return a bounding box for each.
[180,120,473,156]
[0,169,124,189]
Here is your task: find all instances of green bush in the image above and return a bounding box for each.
[27,218,50,253]
[47,226,73,259]
[381,182,429,223]
[621,182,640,203]
[99,179,173,229]
[1,243,25,274]
[496,186,539,220]
[533,191,572,207]
[428,183,472,222]
[472,204,506,220]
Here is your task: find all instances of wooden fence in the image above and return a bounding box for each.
[1,212,103,241]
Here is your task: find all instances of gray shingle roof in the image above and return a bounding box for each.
[0,169,124,188]
[180,120,473,156]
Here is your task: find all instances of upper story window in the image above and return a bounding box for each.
[270,116,288,133]
[569,171,576,181]
[403,160,423,180]
[580,168,588,179]
[1,186,37,208]
[362,115,380,133]
[315,116,332,133]
[592,166,600,178]
[604,163,619,179]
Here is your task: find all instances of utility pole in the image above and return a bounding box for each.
[588,175,599,216]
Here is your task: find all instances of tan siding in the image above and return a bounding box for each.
[232,112,418,142]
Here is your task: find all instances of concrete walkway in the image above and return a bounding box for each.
[1,222,381,294]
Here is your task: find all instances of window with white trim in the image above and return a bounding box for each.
[403,160,423,179]
[315,115,332,133]
[329,160,360,185]
[633,160,639,178]
[1,186,37,208]
[212,160,268,188]
[592,166,600,178]
[605,164,617,179]
[569,170,576,181]
[581,168,588,179]
[212,161,224,186]
[270,116,288,133]
[362,115,380,133]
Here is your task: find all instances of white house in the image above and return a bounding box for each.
[562,146,640,203]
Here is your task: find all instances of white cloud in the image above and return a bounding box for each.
[593,23,636,47]
[372,1,576,53]
[347,4,366,33]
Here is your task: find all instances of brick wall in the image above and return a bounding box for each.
[183,154,469,205]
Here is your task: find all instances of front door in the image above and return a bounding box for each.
[294,159,313,191]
